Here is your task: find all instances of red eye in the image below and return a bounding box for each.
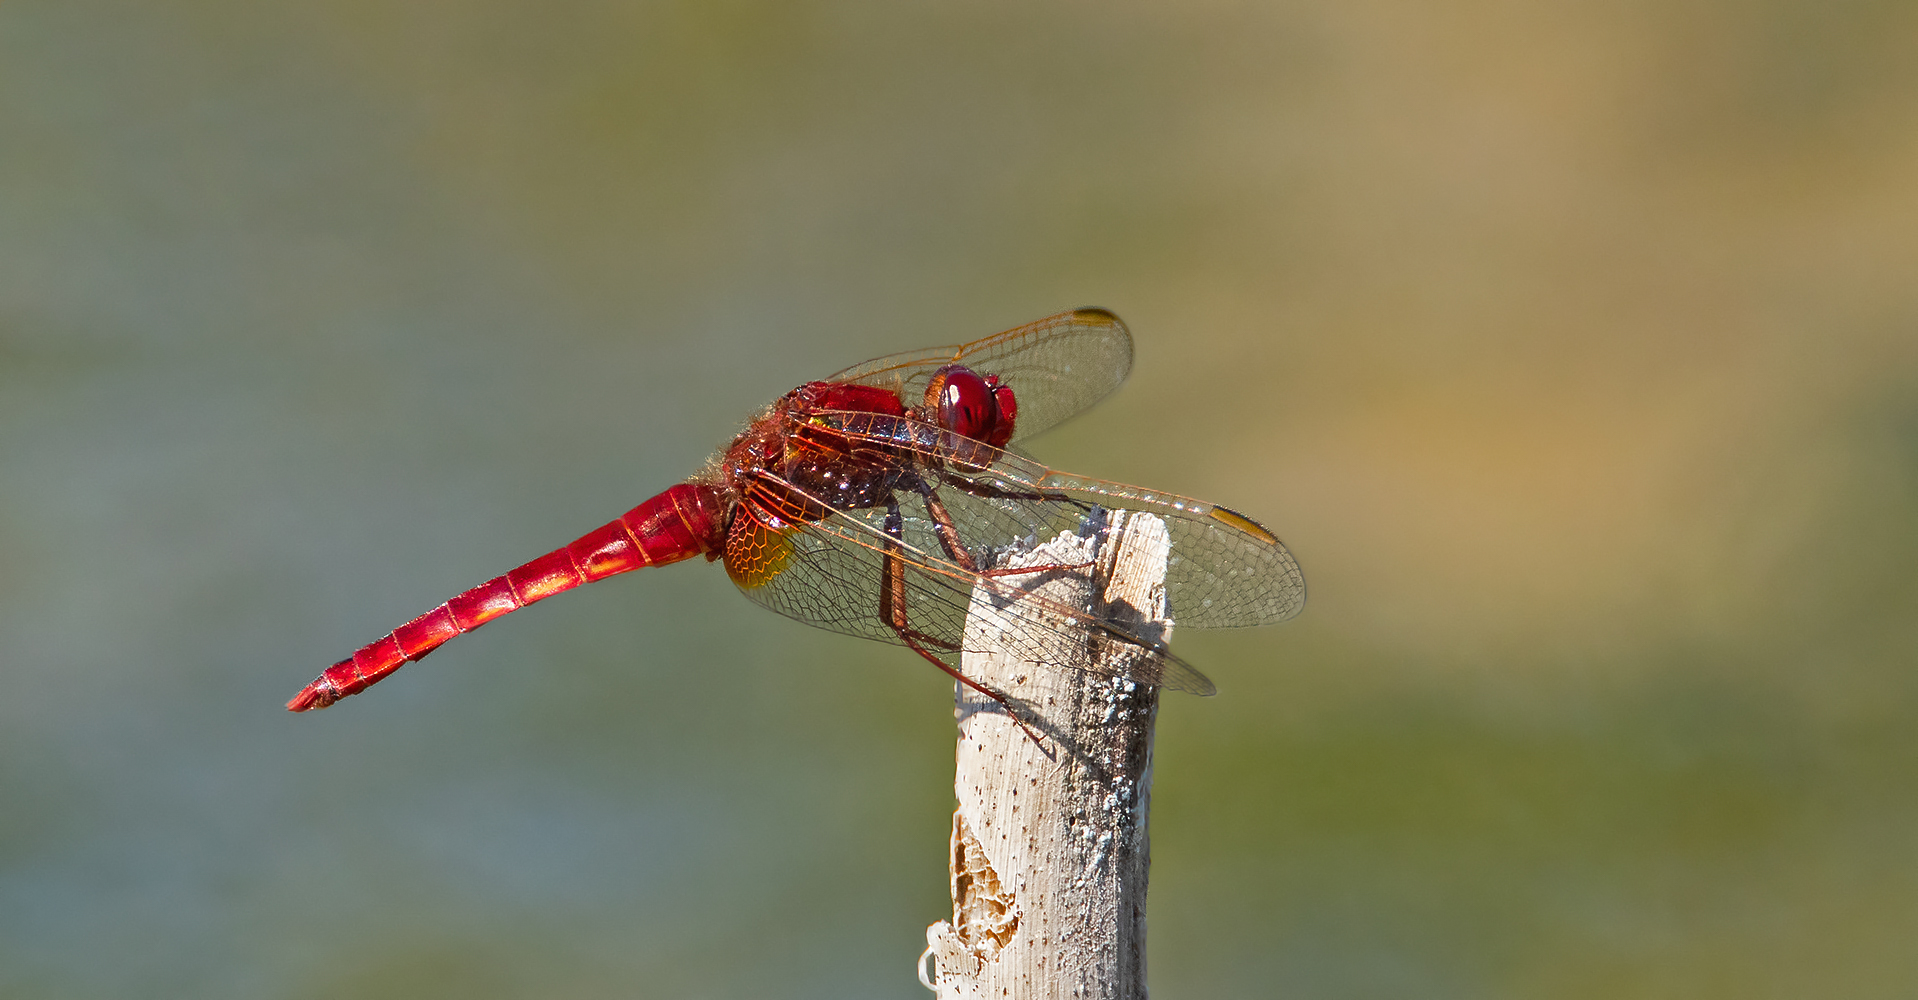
[984,374,1016,449]
[933,365,996,440]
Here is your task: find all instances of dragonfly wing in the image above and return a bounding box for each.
[824,308,1134,444]
[977,463,1306,630]
[817,413,1307,630]
[725,501,905,648]
[726,472,1217,695]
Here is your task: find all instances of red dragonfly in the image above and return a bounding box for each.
[288,309,1304,717]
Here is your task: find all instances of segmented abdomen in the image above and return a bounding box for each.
[286,482,725,711]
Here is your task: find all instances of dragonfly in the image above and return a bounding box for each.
[287,308,1304,721]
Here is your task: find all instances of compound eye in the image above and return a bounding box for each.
[984,375,1017,448]
[930,365,997,441]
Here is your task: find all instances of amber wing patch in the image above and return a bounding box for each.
[725,511,795,589]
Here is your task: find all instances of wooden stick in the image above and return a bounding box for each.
[922,509,1172,999]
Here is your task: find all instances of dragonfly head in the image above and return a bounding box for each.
[927,364,1017,449]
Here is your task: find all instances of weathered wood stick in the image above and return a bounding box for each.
[922,509,1172,999]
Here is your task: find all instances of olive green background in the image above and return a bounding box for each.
[4,2,1916,997]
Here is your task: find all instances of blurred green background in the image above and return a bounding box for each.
[5,1,1917,997]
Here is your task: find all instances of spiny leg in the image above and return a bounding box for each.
[939,470,1088,510]
[907,474,979,572]
[911,473,1094,583]
[881,495,1046,747]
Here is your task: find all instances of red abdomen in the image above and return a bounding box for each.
[287,482,726,711]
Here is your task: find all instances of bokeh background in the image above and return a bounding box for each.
[5,1,1917,997]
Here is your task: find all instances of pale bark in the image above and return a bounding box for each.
[922,509,1171,999]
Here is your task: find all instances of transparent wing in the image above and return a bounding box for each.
[727,471,1219,695]
[815,412,1307,630]
[824,308,1133,443]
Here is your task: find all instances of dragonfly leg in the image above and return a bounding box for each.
[938,471,1088,510]
[882,495,1046,748]
[906,475,979,572]
[908,474,1097,587]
